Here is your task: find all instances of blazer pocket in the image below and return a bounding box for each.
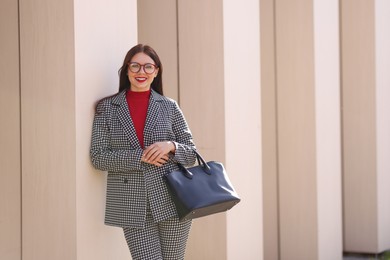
[106,173,146,210]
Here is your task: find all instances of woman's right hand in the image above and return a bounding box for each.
[141,153,170,167]
[141,141,175,167]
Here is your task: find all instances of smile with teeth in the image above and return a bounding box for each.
[135,77,147,83]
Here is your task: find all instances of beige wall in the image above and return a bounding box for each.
[20,0,77,258]
[342,0,390,253]
[137,0,179,101]
[0,1,21,259]
[341,0,378,251]
[260,0,279,258]
[276,0,318,258]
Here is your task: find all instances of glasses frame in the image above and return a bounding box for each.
[128,62,158,74]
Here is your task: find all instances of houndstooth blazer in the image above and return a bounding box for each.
[90,89,196,228]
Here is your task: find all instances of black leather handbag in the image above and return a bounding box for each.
[164,150,241,221]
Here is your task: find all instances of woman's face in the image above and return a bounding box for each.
[128,52,159,92]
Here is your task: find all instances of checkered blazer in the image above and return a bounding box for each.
[90,89,196,228]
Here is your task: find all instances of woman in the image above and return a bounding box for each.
[90,44,196,259]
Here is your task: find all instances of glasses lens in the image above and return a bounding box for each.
[144,64,155,74]
[129,63,141,73]
[129,63,156,74]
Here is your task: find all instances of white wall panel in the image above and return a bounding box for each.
[223,0,263,259]
[313,0,342,259]
[375,0,390,253]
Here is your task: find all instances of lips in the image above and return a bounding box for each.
[135,77,147,83]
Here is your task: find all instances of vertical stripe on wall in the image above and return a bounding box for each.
[137,0,179,101]
[20,0,77,258]
[177,0,227,259]
[223,0,263,258]
[313,0,342,259]
[341,0,378,253]
[0,0,21,259]
[375,0,390,252]
[275,0,318,258]
[260,0,279,258]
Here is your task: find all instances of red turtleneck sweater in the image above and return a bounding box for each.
[126,89,151,148]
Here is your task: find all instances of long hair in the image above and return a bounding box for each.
[118,44,163,95]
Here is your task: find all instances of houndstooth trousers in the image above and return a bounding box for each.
[123,212,192,260]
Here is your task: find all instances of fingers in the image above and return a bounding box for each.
[142,143,170,167]
[143,155,169,167]
[149,155,169,167]
[142,142,172,164]
[143,145,163,163]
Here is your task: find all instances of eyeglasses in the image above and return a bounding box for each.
[128,62,157,74]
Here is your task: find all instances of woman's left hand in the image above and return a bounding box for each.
[142,141,176,167]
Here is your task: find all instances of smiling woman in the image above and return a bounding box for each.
[90,44,197,260]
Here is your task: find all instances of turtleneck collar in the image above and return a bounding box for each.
[127,89,151,99]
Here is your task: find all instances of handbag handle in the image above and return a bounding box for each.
[176,149,212,179]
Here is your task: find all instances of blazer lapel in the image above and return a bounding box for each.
[113,91,142,149]
[143,90,161,147]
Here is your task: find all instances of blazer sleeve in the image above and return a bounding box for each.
[171,101,197,167]
[90,100,144,173]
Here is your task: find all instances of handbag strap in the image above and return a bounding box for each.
[192,149,211,174]
[175,149,212,179]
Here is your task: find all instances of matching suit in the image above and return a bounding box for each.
[90,89,196,259]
